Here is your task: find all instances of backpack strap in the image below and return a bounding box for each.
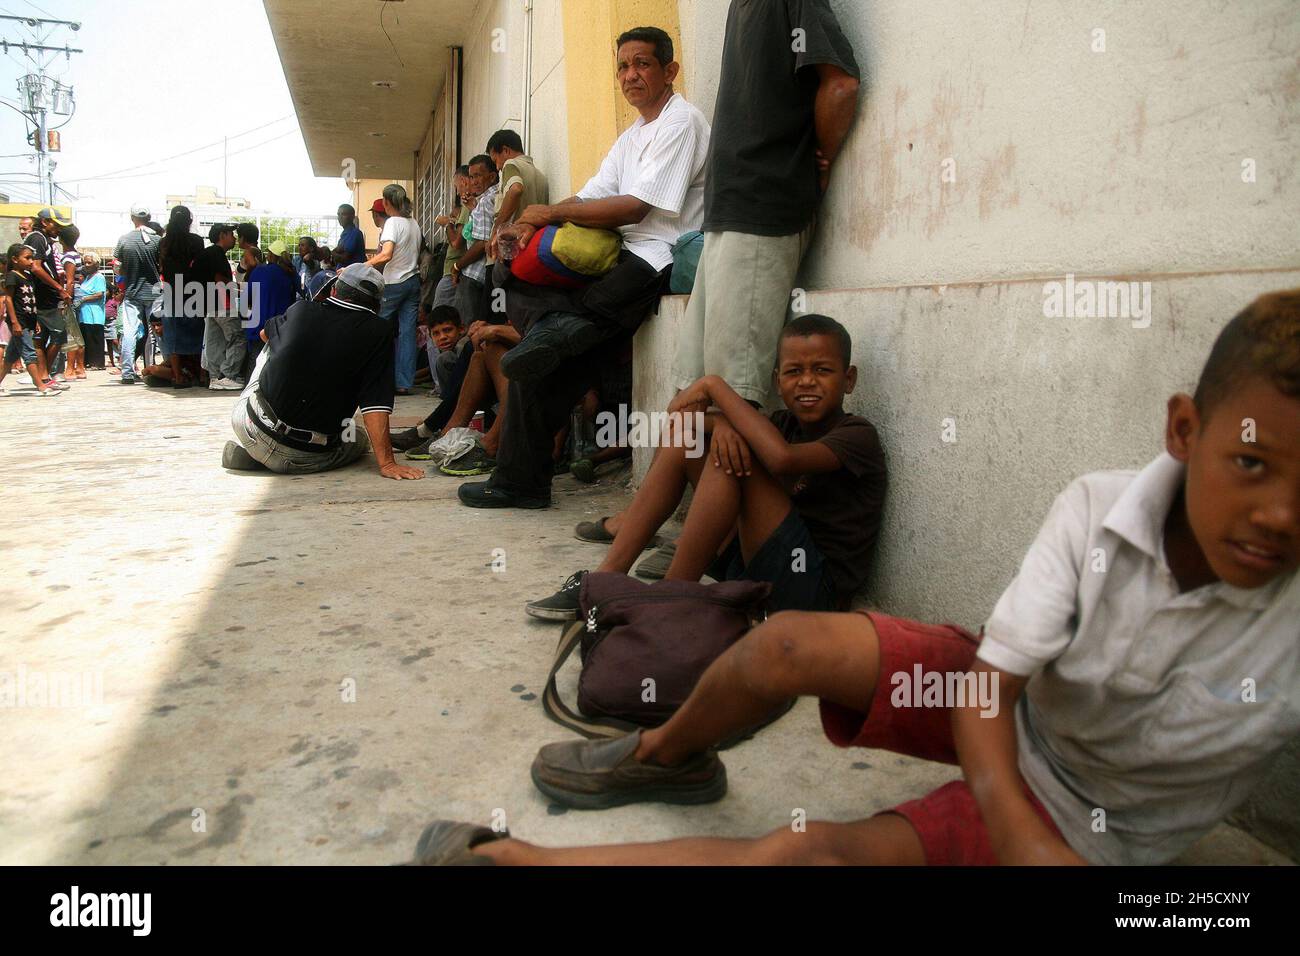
[541,620,640,739]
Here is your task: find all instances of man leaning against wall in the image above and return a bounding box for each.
[672,0,861,404]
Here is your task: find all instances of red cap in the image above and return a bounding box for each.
[370,198,387,214]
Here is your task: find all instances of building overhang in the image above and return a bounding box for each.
[263,0,469,180]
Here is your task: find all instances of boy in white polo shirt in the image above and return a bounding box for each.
[411,290,1300,865]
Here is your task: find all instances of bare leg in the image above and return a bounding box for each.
[665,457,791,582]
[647,609,882,765]
[597,443,704,574]
[475,814,923,866]
[442,351,492,430]
[477,342,511,457]
[143,363,174,380]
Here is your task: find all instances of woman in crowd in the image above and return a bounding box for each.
[76,254,107,369]
[154,205,206,387]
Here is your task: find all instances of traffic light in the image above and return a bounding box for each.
[46,130,60,151]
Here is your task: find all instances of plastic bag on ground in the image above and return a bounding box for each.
[424,427,479,467]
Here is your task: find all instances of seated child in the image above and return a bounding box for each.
[526,314,888,620]
[429,305,471,399]
[389,305,521,476]
[414,289,1300,867]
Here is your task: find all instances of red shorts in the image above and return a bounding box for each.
[819,612,1061,865]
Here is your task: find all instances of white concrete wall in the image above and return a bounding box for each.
[527,0,572,199]
[461,0,528,157]
[678,0,1299,290]
[459,0,568,198]
[676,0,725,124]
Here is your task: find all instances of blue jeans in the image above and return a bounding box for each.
[118,297,150,375]
[381,275,421,390]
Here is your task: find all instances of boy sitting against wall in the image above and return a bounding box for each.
[413,290,1300,865]
[525,313,888,620]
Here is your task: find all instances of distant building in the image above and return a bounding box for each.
[163,186,252,235]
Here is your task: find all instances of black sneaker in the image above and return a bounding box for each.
[404,435,438,461]
[525,570,587,621]
[389,427,425,451]
[457,480,550,510]
[439,443,497,476]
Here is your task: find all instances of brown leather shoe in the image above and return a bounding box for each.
[404,820,508,865]
[530,731,726,810]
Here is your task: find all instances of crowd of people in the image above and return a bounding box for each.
[7,3,1297,870]
[0,201,370,394]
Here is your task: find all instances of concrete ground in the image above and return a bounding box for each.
[0,369,1290,865]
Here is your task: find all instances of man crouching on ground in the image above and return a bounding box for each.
[221,263,424,481]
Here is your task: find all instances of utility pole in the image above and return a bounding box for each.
[1,15,84,207]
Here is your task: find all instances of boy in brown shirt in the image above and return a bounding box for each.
[526,313,887,619]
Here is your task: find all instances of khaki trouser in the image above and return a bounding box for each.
[671,225,815,404]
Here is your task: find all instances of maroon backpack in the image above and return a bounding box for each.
[542,571,772,737]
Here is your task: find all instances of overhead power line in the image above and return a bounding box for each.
[61,128,301,185]
[59,115,297,184]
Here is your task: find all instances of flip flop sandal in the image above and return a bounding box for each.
[402,820,507,866]
[574,517,661,549]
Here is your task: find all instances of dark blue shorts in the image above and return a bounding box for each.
[707,507,837,613]
[5,327,38,365]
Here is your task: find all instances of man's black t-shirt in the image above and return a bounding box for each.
[704,0,859,235]
[256,297,396,437]
[770,407,887,600]
[22,231,62,309]
[190,243,234,285]
[3,270,38,328]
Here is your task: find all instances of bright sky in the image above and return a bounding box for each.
[0,0,350,246]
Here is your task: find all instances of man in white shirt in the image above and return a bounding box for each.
[366,183,423,394]
[458,26,709,510]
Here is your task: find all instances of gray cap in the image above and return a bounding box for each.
[130,203,150,218]
[334,262,385,302]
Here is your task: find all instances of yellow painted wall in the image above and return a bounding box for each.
[560,0,682,193]
[351,179,413,252]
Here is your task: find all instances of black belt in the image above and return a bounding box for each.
[247,390,340,452]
